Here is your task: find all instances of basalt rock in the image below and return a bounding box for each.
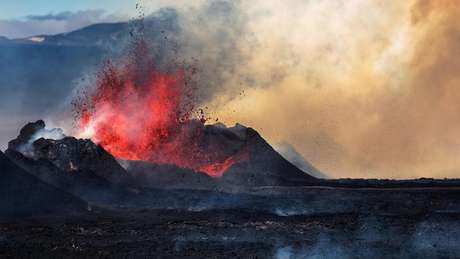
[4,149,121,203]
[124,122,319,188]
[7,120,132,186]
[7,120,45,151]
[0,151,87,217]
[218,125,318,186]
[125,160,216,190]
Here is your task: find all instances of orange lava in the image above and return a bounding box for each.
[76,41,238,177]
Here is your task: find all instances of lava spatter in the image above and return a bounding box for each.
[75,41,240,177]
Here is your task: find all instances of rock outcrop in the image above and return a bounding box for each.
[5,120,137,204]
[7,120,132,185]
[0,151,87,217]
[218,125,318,186]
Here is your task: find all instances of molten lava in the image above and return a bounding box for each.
[76,41,240,177]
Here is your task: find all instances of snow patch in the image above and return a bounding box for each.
[28,37,45,43]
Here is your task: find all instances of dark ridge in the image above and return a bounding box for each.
[221,126,318,186]
[7,120,133,186]
[123,122,319,188]
[7,120,45,151]
[0,151,87,218]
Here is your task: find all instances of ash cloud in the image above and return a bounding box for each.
[172,0,460,179]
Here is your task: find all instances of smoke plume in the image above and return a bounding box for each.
[160,0,460,178]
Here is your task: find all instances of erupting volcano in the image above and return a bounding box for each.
[75,41,242,177]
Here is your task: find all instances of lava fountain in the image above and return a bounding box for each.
[75,41,239,177]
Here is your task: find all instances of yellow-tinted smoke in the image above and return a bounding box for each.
[202,0,460,178]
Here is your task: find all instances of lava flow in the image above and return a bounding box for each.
[75,41,239,177]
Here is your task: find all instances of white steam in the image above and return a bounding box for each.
[18,128,66,157]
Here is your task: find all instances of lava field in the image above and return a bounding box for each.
[1,120,460,258]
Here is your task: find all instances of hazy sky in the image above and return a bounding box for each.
[0,0,133,19]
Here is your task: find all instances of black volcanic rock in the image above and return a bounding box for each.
[275,142,326,179]
[5,149,118,202]
[215,124,318,186]
[7,120,132,186]
[125,160,216,190]
[122,122,318,189]
[30,137,131,185]
[7,119,45,151]
[0,151,87,217]
[194,122,319,186]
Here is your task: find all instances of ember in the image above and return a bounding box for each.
[75,41,240,177]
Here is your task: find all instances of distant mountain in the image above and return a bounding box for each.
[6,9,179,49]
[22,22,131,48]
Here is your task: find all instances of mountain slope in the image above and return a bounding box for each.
[123,122,318,188]
[0,151,87,217]
[275,143,326,179]
[219,125,318,186]
[5,120,138,204]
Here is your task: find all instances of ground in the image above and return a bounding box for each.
[1,186,460,258]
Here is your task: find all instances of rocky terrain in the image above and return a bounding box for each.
[1,186,460,258]
[1,120,460,258]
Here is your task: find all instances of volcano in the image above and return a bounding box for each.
[72,40,319,184]
[108,121,318,188]
[7,119,317,192]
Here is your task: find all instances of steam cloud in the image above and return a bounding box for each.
[163,0,460,179]
[17,127,66,157]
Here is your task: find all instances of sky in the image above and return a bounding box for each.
[0,0,133,20]
[0,0,181,38]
